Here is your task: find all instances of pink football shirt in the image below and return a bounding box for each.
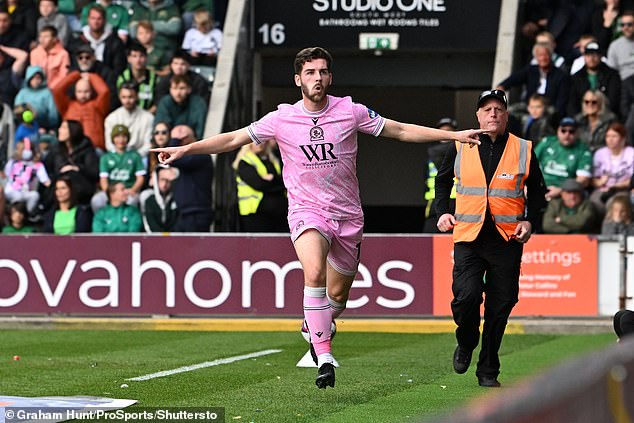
[247,95,385,219]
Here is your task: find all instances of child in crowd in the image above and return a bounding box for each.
[37,0,70,46]
[601,193,634,235]
[14,109,40,147]
[14,66,60,131]
[4,139,51,215]
[91,124,145,212]
[523,94,555,143]
[135,20,170,77]
[181,10,223,67]
[2,201,36,233]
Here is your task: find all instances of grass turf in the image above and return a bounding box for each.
[0,330,615,422]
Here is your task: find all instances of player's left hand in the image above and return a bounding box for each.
[454,129,485,146]
[512,221,532,243]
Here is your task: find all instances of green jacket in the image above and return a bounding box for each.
[92,204,143,233]
[154,94,208,139]
[542,198,599,234]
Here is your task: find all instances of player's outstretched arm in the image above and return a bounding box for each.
[151,127,253,165]
[380,119,483,145]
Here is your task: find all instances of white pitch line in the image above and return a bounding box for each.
[126,349,283,381]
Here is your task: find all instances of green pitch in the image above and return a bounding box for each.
[1,329,615,422]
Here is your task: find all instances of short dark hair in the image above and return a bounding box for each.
[119,81,139,93]
[127,41,147,56]
[170,74,191,87]
[294,47,333,75]
[40,25,58,38]
[40,0,59,5]
[170,50,190,64]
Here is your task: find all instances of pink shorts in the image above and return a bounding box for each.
[288,211,364,276]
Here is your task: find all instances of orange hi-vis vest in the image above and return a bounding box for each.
[453,133,531,242]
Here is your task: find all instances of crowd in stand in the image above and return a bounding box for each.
[483,0,634,236]
[0,0,237,234]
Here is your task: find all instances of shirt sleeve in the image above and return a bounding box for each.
[352,102,385,137]
[434,142,458,216]
[247,110,278,144]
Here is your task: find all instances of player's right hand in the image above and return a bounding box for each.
[436,213,456,232]
[150,146,184,165]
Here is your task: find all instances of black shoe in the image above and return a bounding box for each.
[453,346,472,374]
[315,363,335,389]
[478,376,501,387]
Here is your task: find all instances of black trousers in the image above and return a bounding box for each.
[451,233,523,378]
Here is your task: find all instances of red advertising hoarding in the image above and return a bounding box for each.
[432,234,598,316]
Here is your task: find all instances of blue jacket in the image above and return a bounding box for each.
[14,66,60,130]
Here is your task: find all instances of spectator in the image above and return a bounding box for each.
[104,82,154,158]
[497,42,571,117]
[423,117,456,233]
[129,0,182,52]
[522,93,556,142]
[568,41,621,118]
[140,164,178,232]
[569,34,605,75]
[91,124,145,212]
[92,181,142,232]
[154,51,210,104]
[154,74,207,139]
[180,0,214,30]
[134,20,170,77]
[44,120,99,205]
[5,0,37,46]
[575,89,617,152]
[14,65,60,131]
[607,10,634,80]
[37,0,71,46]
[14,107,39,146]
[80,0,129,43]
[592,0,625,52]
[69,43,117,109]
[0,7,29,51]
[535,116,593,200]
[29,25,70,89]
[181,9,222,67]
[4,138,50,215]
[71,4,125,78]
[0,45,28,105]
[147,121,170,185]
[233,141,287,233]
[0,102,16,166]
[169,124,213,232]
[116,42,157,112]
[601,192,634,235]
[41,174,93,233]
[52,70,110,150]
[37,0,70,47]
[542,178,600,234]
[591,122,634,211]
[530,31,566,69]
[2,201,35,233]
